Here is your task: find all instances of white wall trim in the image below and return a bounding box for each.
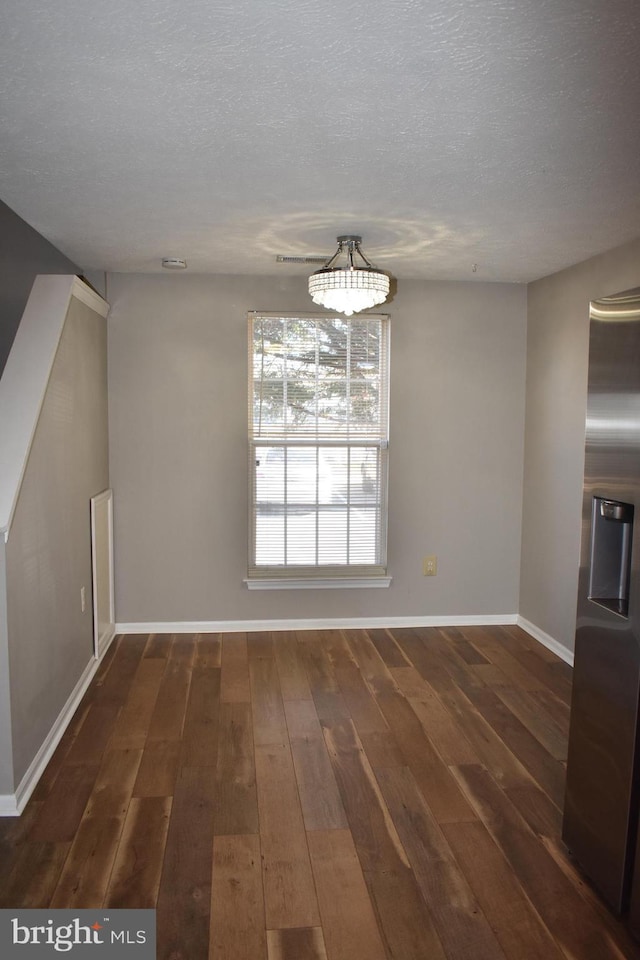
[116,614,519,634]
[0,632,117,817]
[71,276,110,317]
[517,615,574,666]
[91,488,115,659]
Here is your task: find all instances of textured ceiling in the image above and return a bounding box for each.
[0,0,639,282]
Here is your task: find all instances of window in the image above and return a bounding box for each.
[248,312,390,585]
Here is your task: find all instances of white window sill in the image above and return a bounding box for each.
[244,577,392,590]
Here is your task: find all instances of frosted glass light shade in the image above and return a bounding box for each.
[308,269,390,317]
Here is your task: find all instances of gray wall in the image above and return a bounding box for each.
[0,542,14,795]
[520,235,640,653]
[0,199,79,376]
[108,272,527,625]
[6,294,109,784]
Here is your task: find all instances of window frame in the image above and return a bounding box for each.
[246,311,391,587]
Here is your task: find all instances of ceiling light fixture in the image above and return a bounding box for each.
[308,235,390,316]
[161,257,187,269]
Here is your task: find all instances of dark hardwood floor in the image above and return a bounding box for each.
[1,625,639,960]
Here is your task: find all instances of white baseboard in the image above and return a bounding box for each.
[517,615,574,666]
[0,631,117,817]
[116,614,519,634]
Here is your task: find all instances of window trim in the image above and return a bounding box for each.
[244,576,392,590]
[247,311,390,584]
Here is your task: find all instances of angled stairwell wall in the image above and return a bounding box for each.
[0,275,110,813]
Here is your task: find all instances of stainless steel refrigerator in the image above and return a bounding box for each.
[563,286,640,932]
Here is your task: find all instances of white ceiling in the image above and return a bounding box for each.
[1,0,639,283]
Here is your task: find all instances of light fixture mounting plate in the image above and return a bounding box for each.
[336,235,362,244]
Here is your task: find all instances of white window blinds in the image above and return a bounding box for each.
[248,313,390,580]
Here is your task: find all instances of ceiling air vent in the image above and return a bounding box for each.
[276,255,328,265]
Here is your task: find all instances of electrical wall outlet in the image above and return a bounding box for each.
[423,555,437,576]
[80,586,86,613]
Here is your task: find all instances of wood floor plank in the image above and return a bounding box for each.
[144,633,173,659]
[210,835,266,960]
[527,685,571,736]
[146,640,195,742]
[307,829,387,960]
[451,763,629,960]
[331,659,389,735]
[51,747,142,906]
[503,781,564,842]
[363,867,448,960]
[88,632,121,682]
[450,633,491,666]
[366,627,408,668]
[180,666,221,766]
[274,631,313,701]
[499,626,573,704]
[470,662,514,687]
[108,658,167,750]
[248,631,275,659]
[0,802,43,878]
[250,657,289,747]
[29,702,92,801]
[321,718,448,960]
[84,747,142,818]
[220,633,251,703]
[374,764,509,960]
[441,819,566,960]
[283,699,323,741]
[94,634,148,706]
[0,841,71,908]
[266,927,328,960]
[409,694,478,766]
[371,690,477,823]
[321,718,410,874]
[345,628,477,822]
[427,682,533,790]
[29,763,100,842]
[389,664,432,699]
[319,628,357,670]
[459,683,566,809]
[299,637,351,721]
[342,629,398,696]
[156,766,216,960]
[286,703,348,831]
[389,627,457,695]
[285,690,405,792]
[254,742,320,929]
[168,634,200,663]
[63,701,122,766]
[358,728,406,768]
[195,633,222,668]
[504,625,560,661]
[133,740,181,797]
[458,626,547,693]
[50,817,123,908]
[105,796,172,908]
[215,702,259,836]
[492,684,568,761]
[327,631,390,733]
[412,626,480,691]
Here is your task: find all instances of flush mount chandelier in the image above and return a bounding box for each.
[308,235,390,316]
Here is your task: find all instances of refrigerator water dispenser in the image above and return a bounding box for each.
[588,497,634,618]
